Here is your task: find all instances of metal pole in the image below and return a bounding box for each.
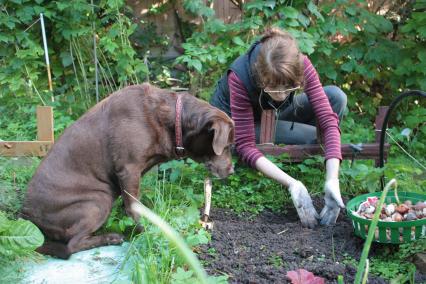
[40,13,54,102]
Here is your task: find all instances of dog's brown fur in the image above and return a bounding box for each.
[21,83,234,259]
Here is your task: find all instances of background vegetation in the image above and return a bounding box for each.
[0,0,425,282]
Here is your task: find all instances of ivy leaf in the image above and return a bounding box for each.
[307,1,324,22]
[170,168,181,183]
[0,212,11,233]
[186,229,209,246]
[418,50,426,63]
[16,6,35,22]
[60,51,73,67]
[345,6,357,16]
[297,13,310,28]
[191,59,202,72]
[56,2,71,11]
[232,36,245,46]
[245,0,275,11]
[280,7,299,19]
[341,60,356,72]
[323,65,337,80]
[172,267,194,281]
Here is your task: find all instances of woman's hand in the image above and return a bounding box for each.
[320,178,345,225]
[288,180,319,228]
[255,157,319,228]
[319,158,345,225]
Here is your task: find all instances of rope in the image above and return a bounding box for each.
[385,130,426,171]
[24,18,40,32]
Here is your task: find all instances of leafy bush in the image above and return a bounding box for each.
[0,0,148,121]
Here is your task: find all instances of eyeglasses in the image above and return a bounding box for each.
[263,85,301,101]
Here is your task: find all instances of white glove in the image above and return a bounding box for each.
[289,180,319,229]
[320,178,345,225]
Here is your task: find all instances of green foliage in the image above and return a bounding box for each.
[268,254,284,268]
[171,267,228,284]
[343,237,424,282]
[0,157,40,216]
[102,197,137,236]
[177,0,425,105]
[212,162,286,216]
[0,211,44,257]
[0,0,148,121]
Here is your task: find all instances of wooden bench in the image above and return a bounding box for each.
[257,106,390,165]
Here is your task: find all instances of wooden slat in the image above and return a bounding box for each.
[0,141,53,157]
[259,109,275,144]
[37,106,54,142]
[257,143,390,163]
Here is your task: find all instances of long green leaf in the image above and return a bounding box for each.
[0,218,44,256]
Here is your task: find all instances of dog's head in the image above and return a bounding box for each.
[182,97,235,179]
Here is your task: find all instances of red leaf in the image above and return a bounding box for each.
[286,269,325,284]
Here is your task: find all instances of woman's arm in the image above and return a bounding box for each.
[303,56,342,162]
[229,71,318,228]
[228,71,264,167]
[303,56,345,224]
[254,156,296,186]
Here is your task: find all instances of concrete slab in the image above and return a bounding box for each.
[23,243,131,284]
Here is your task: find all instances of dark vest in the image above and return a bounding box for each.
[210,41,293,121]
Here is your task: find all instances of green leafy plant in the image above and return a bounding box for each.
[268,254,284,268]
[0,211,44,257]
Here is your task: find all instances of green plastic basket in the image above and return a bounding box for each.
[347,191,426,244]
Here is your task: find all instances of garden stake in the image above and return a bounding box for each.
[199,177,214,230]
[91,0,99,103]
[354,178,397,284]
[39,13,54,102]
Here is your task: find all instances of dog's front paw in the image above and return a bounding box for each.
[105,233,125,245]
[134,224,144,234]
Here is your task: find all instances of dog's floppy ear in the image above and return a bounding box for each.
[211,120,234,156]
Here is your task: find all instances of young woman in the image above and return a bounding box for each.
[211,28,347,228]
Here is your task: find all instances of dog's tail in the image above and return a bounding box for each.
[36,241,71,259]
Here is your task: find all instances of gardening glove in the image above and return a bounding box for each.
[289,180,319,229]
[320,178,345,225]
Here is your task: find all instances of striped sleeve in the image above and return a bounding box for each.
[228,71,264,167]
[303,56,342,161]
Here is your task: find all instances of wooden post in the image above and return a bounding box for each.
[375,106,389,166]
[0,106,54,157]
[259,109,275,144]
[37,106,54,142]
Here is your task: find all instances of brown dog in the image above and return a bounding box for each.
[21,83,234,259]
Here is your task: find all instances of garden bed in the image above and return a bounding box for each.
[199,198,426,283]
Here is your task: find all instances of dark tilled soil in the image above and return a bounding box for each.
[199,199,426,283]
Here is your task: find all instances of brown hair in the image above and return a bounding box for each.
[254,28,304,89]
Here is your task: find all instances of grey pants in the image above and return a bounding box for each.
[255,85,347,144]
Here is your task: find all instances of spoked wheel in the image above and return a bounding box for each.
[379,90,426,190]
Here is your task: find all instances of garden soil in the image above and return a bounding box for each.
[199,198,426,284]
